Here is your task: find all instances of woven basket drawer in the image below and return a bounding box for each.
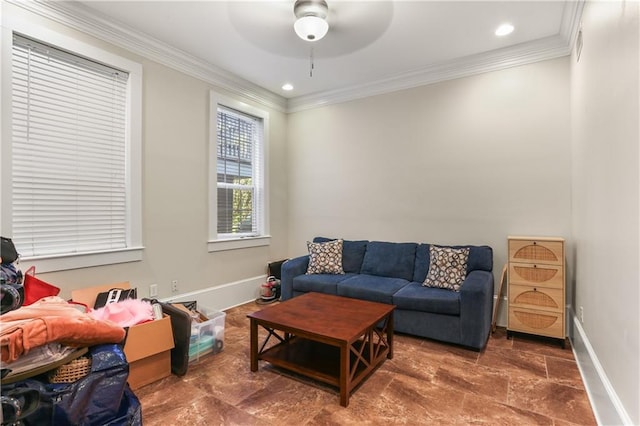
[509,263,563,288]
[508,306,564,338]
[509,284,563,312]
[509,239,563,265]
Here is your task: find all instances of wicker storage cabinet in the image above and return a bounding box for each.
[507,236,565,345]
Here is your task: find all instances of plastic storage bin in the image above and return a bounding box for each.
[188,307,226,363]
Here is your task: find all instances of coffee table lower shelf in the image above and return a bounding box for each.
[260,336,379,389]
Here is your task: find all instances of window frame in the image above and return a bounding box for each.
[0,16,143,272]
[208,91,270,252]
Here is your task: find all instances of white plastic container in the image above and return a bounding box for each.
[188,307,226,363]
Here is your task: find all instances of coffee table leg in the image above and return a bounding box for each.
[340,343,349,407]
[387,311,394,359]
[250,318,258,372]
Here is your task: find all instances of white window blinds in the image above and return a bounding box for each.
[216,106,264,237]
[11,34,129,257]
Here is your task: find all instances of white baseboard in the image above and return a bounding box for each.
[160,275,266,311]
[570,311,633,425]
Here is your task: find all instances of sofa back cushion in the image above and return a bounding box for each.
[313,237,368,273]
[413,244,493,283]
[360,241,417,281]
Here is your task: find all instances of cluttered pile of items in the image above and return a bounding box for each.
[0,237,143,425]
[1,237,230,424]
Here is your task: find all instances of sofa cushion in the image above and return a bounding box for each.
[293,273,355,295]
[360,241,417,281]
[464,245,493,273]
[413,244,493,282]
[337,274,409,304]
[423,245,469,292]
[393,283,460,315]
[413,244,431,283]
[306,239,345,275]
[313,237,368,273]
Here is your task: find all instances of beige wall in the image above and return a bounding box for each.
[287,57,572,316]
[139,61,289,294]
[570,1,639,424]
[2,3,289,301]
[3,1,639,421]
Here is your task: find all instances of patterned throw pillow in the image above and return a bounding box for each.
[306,239,345,275]
[423,245,470,291]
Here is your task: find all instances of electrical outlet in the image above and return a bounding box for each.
[171,280,178,293]
[149,284,158,298]
[579,306,584,323]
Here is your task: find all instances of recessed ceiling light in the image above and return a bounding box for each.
[495,23,514,36]
[282,83,294,91]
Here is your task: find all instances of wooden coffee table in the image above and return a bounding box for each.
[248,292,394,407]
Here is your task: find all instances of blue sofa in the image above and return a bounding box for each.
[281,238,494,350]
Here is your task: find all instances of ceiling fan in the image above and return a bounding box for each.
[227,1,394,60]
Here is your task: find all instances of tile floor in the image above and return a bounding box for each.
[136,301,596,425]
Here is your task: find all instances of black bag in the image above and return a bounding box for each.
[161,302,192,376]
[1,236,19,265]
[143,298,192,376]
[1,344,140,426]
[94,288,137,309]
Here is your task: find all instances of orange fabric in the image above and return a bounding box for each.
[0,296,125,363]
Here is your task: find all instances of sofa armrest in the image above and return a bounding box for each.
[459,270,494,350]
[280,255,309,300]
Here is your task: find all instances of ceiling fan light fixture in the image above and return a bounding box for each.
[294,0,329,42]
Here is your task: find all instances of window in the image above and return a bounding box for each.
[2,26,142,272]
[209,92,269,251]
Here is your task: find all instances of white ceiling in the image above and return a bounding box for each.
[51,1,581,111]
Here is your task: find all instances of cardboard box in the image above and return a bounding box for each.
[71,282,174,389]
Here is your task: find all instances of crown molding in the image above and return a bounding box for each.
[288,0,585,112]
[287,34,571,112]
[7,0,288,113]
[560,0,586,48]
[9,0,584,115]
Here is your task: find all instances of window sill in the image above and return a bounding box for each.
[208,236,271,252]
[20,247,144,273]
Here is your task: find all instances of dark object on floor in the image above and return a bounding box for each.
[268,259,288,280]
[142,298,192,376]
[160,301,192,376]
[1,344,140,426]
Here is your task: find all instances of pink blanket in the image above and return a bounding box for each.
[89,298,154,327]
